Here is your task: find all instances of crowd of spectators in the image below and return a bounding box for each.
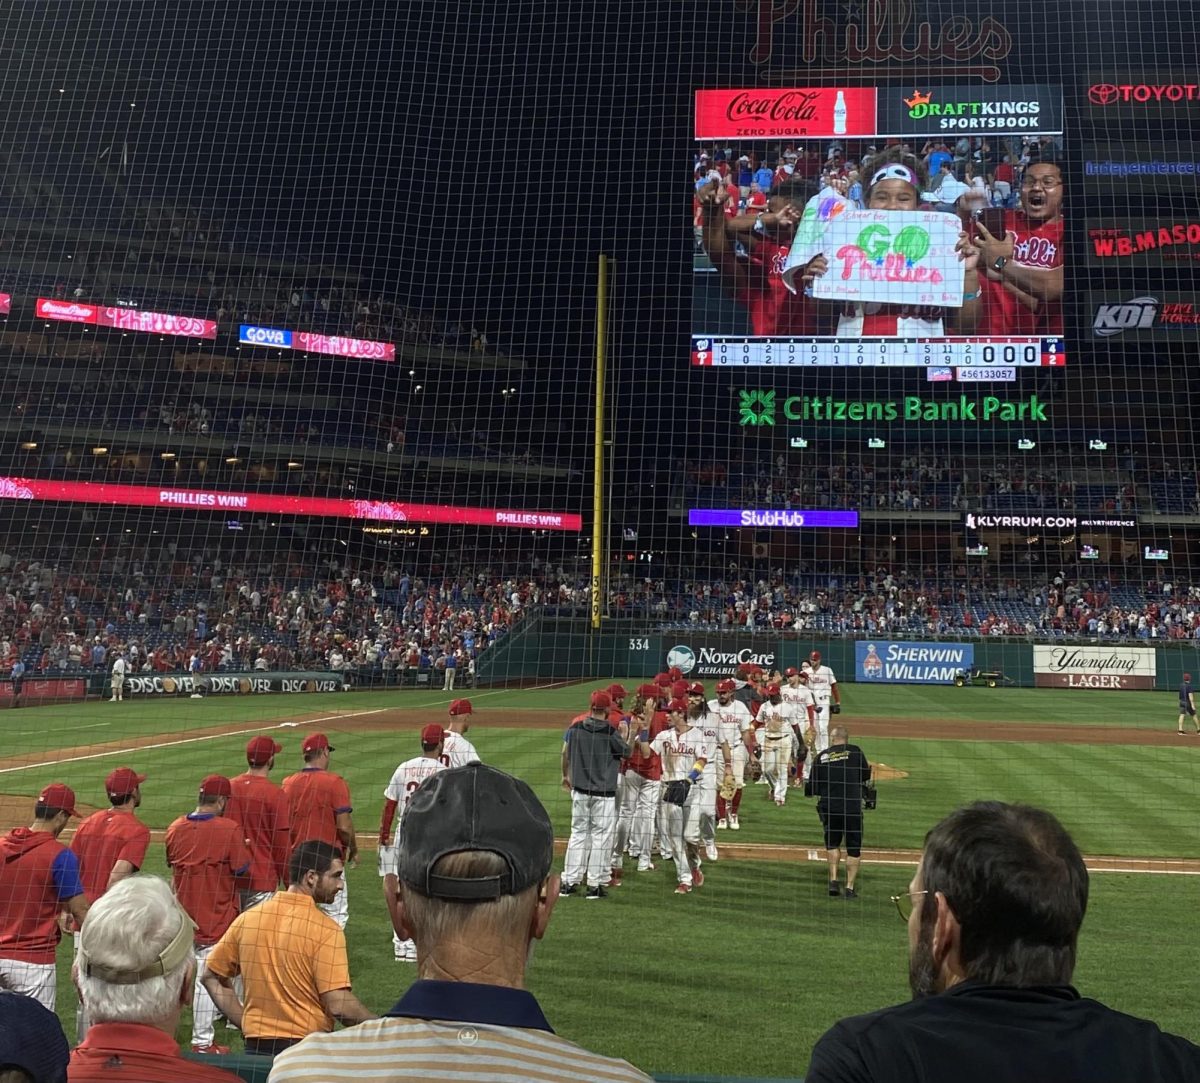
[0,543,593,683]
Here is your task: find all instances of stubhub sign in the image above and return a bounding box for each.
[856,641,973,684]
[239,325,293,347]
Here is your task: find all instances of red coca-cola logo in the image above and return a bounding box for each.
[725,90,822,122]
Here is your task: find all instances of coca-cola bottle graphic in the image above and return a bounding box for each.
[833,90,848,135]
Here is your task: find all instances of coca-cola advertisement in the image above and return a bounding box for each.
[695,88,876,140]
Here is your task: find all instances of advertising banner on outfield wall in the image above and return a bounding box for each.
[855,641,974,684]
[124,672,349,697]
[0,677,87,707]
[664,636,777,680]
[1033,645,1156,690]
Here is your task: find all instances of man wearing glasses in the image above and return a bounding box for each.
[806,801,1200,1082]
[973,160,1065,337]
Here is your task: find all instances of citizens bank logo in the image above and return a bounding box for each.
[738,389,776,426]
[666,645,696,675]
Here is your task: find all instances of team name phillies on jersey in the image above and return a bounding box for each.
[651,727,716,780]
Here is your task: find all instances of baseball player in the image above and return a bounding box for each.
[225,736,291,912]
[635,701,714,894]
[756,683,806,806]
[611,696,666,880]
[282,734,356,928]
[710,681,753,830]
[109,653,128,702]
[164,774,252,1054]
[805,650,841,775]
[699,680,751,854]
[781,667,819,786]
[443,699,481,767]
[378,724,446,961]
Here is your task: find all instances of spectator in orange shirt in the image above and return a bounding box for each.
[165,775,252,1056]
[69,766,150,1042]
[282,735,356,928]
[225,737,291,913]
[71,876,242,1083]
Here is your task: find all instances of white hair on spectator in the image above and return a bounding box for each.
[76,875,192,1025]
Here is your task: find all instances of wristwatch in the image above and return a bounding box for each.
[992,255,1008,272]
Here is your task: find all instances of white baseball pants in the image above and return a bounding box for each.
[661,787,702,885]
[612,773,661,869]
[761,736,792,802]
[562,792,618,887]
[191,944,219,1047]
[319,874,348,928]
[0,958,56,1011]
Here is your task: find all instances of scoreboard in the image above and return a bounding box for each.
[691,336,1067,369]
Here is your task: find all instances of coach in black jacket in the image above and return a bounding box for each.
[805,725,871,898]
[807,801,1200,1083]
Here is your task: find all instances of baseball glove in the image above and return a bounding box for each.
[718,774,738,801]
[830,703,842,714]
[862,782,878,810]
[662,779,692,806]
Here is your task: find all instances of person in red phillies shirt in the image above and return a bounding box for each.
[610,695,669,882]
[606,683,628,724]
[698,176,819,336]
[282,734,356,928]
[974,159,1065,336]
[225,736,292,913]
[0,783,89,1010]
[165,774,252,1055]
[71,767,151,902]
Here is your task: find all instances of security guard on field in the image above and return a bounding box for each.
[805,724,872,899]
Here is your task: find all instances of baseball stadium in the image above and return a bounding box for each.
[1,2,1200,1081]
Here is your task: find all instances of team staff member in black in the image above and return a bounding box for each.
[805,725,871,898]
[1177,673,1199,736]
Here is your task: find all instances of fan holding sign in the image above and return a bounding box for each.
[783,151,982,338]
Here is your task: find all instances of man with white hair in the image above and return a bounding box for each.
[69,876,242,1082]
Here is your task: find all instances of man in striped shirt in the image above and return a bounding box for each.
[268,763,652,1083]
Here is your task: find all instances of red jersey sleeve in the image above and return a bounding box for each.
[331,774,352,815]
[227,821,253,877]
[119,821,151,870]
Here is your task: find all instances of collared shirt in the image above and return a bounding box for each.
[69,1021,243,1082]
[205,891,350,1041]
[267,979,652,1083]
[806,980,1200,1083]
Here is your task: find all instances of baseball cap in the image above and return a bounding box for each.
[590,690,612,710]
[667,666,684,681]
[397,763,553,900]
[671,679,688,698]
[810,650,822,662]
[1186,673,1193,681]
[687,681,705,696]
[716,678,736,693]
[421,723,445,745]
[246,735,283,766]
[654,672,672,686]
[301,733,335,754]
[0,987,70,1082]
[636,682,660,699]
[199,774,232,799]
[37,782,77,817]
[667,698,688,713]
[448,698,473,717]
[106,767,146,800]
[766,682,781,696]
[607,683,628,700]
[785,667,799,677]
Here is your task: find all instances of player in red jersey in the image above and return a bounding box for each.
[282,734,356,928]
[165,775,252,1054]
[225,736,291,912]
[610,695,668,881]
[698,176,819,336]
[974,160,1065,336]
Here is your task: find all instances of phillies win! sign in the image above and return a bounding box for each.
[695,87,876,139]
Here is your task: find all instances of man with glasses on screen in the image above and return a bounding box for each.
[805,801,1200,1083]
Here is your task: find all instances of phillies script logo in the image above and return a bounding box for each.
[738,0,1012,80]
[726,89,820,122]
[1089,82,1199,105]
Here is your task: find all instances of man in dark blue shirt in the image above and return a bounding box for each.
[1178,673,1199,736]
[806,801,1200,1083]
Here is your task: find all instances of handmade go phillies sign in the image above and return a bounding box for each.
[784,209,964,307]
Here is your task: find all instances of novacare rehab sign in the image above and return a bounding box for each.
[856,641,974,684]
[1033,645,1156,690]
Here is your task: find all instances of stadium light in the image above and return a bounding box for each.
[91,447,108,455]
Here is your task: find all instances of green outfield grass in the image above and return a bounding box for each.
[7,682,1197,1078]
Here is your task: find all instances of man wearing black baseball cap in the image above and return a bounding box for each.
[268,764,652,1082]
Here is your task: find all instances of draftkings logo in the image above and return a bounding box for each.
[738,389,776,426]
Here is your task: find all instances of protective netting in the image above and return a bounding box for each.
[0,0,1199,1077]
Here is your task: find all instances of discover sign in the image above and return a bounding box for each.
[124,672,349,697]
[1033,645,1156,690]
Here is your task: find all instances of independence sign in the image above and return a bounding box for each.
[856,641,973,684]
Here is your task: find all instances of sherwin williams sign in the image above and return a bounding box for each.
[856,641,974,684]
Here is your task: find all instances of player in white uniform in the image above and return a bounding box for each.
[637,701,715,894]
[109,654,127,702]
[781,667,818,786]
[689,680,741,860]
[442,698,481,768]
[708,682,754,831]
[755,682,805,805]
[804,650,841,778]
[378,723,447,961]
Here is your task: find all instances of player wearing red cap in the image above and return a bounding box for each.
[282,735,356,929]
[708,679,754,832]
[377,724,446,962]
[165,775,253,1054]
[71,767,150,904]
[757,684,807,806]
[781,668,818,787]
[610,694,668,881]
[805,650,842,777]
[226,737,292,913]
[0,783,89,1009]
[443,699,481,767]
